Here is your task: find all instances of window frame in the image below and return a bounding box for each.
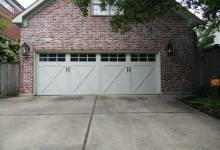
[0,0,15,14]
[91,0,117,16]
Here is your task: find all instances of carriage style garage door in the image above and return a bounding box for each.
[36,53,161,95]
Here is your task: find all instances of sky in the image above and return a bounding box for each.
[17,0,36,8]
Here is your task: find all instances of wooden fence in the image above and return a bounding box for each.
[0,64,19,96]
[193,46,220,90]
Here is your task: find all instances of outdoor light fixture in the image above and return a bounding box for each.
[21,42,30,57]
[166,41,174,56]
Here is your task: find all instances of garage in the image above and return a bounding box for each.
[36,53,161,95]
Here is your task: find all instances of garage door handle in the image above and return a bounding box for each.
[127,67,131,72]
[66,67,71,73]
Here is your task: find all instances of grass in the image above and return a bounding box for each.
[191,97,220,110]
[179,96,220,119]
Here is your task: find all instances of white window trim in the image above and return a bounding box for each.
[91,0,117,16]
[0,0,15,14]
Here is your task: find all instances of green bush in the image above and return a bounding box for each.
[0,36,20,63]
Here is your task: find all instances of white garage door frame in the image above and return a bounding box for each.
[35,52,161,95]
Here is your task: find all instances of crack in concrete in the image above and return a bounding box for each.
[93,112,200,114]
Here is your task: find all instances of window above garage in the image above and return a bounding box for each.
[91,0,117,16]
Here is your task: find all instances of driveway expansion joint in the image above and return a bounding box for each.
[82,96,97,150]
[0,112,199,117]
[93,111,200,115]
[0,113,92,116]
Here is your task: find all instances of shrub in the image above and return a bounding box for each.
[0,36,20,63]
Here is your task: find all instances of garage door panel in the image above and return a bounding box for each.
[101,65,128,94]
[72,83,97,95]
[131,63,159,94]
[132,72,158,94]
[37,65,68,95]
[70,65,99,95]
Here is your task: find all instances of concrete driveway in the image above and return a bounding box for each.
[0,95,220,150]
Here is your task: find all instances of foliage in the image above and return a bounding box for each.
[181,0,220,31]
[0,36,20,63]
[72,0,178,31]
[181,0,220,47]
[196,26,215,48]
[180,95,220,119]
[192,97,220,110]
[8,42,20,58]
[0,14,19,63]
[0,16,6,31]
[72,0,219,47]
[72,0,219,31]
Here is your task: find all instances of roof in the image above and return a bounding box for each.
[12,0,203,26]
[12,0,49,24]
[174,5,203,26]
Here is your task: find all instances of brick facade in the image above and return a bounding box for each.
[0,5,21,41]
[20,0,195,94]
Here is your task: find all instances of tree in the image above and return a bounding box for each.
[72,0,178,31]
[72,0,219,32]
[181,0,220,31]
[182,0,220,48]
[196,27,215,49]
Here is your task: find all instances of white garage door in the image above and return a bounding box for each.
[69,54,99,95]
[100,54,129,94]
[37,54,68,95]
[36,53,161,95]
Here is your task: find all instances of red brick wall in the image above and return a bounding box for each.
[20,0,194,94]
[0,5,21,41]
